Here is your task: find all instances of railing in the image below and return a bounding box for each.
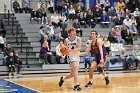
[20,33,23,53]
[7,10,10,25]
[26,46,30,68]
[16,26,19,45]
[11,17,14,35]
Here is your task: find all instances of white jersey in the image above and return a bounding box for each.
[65,36,80,63]
[65,36,78,50]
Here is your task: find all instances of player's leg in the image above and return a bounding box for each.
[85,61,97,87]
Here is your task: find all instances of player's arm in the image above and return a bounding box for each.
[80,44,91,56]
[97,39,104,62]
[69,37,81,53]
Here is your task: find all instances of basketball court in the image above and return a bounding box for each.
[0,71,140,93]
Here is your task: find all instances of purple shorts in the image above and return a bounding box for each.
[92,56,107,64]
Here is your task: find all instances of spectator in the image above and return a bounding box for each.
[78,11,86,28]
[115,14,123,25]
[121,24,133,45]
[39,42,53,64]
[114,26,125,44]
[22,0,32,13]
[130,15,137,26]
[37,3,48,24]
[62,5,69,20]
[46,22,59,42]
[93,5,102,23]
[47,0,54,13]
[123,15,131,28]
[77,0,84,10]
[129,22,138,40]
[104,0,110,12]
[3,43,15,65]
[13,0,22,13]
[55,40,65,64]
[83,53,91,72]
[86,9,96,28]
[108,7,117,25]
[0,36,4,53]
[56,0,64,13]
[30,10,41,24]
[116,0,126,13]
[73,19,83,37]
[6,51,16,76]
[100,11,110,27]
[103,36,110,54]
[134,8,140,18]
[50,11,60,28]
[58,12,68,30]
[69,4,76,20]
[14,51,22,75]
[132,45,140,70]
[108,26,117,43]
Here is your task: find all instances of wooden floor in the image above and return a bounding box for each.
[7,72,140,93]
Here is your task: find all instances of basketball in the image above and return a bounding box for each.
[60,46,69,55]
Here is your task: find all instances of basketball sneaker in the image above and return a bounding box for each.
[105,76,110,85]
[59,76,64,87]
[73,85,81,91]
[85,81,93,87]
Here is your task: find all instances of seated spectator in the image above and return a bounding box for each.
[22,0,32,13]
[104,0,110,12]
[62,5,69,20]
[47,0,54,13]
[3,43,15,66]
[108,7,117,25]
[86,9,96,28]
[37,3,48,24]
[93,5,102,23]
[13,0,23,13]
[56,0,64,13]
[132,45,140,70]
[123,15,131,28]
[30,10,41,24]
[46,22,59,42]
[55,40,65,64]
[100,11,110,27]
[58,12,68,30]
[115,14,123,26]
[78,11,86,28]
[77,0,85,10]
[50,11,60,28]
[6,51,16,76]
[0,19,6,38]
[130,15,137,26]
[39,42,53,64]
[103,36,110,54]
[134,8,140,19]
[41,35,51,50]
[69,4,76,20]
[108,26,117,43]
[129,22,138,40]
[0,36,4,53]
[116,0,126,13]
[114,26,125,44]
[73,19,82,37]
[121,24,133,45]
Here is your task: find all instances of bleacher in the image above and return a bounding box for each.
[0,4,140,75]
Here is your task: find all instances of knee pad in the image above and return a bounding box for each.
[97,67,103,73]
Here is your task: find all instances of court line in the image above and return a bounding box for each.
[5,79,42,93]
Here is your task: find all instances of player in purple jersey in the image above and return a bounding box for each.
[80,30,110,87]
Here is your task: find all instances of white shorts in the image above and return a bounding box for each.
[67,54,80,64]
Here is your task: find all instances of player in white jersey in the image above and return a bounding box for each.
[59,27,82,91]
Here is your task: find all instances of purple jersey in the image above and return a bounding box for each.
[90,39,108,64]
